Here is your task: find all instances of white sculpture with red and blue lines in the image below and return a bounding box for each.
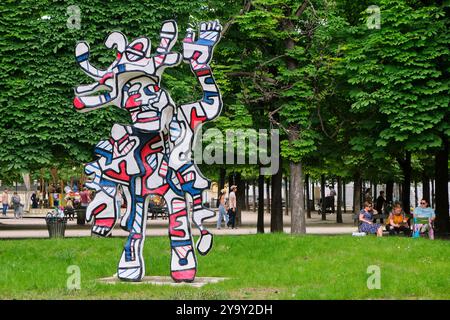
[73,20,222,282]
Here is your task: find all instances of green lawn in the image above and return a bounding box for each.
[0,234,448,299]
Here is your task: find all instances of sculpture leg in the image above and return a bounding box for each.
[117,181,148,281]
[119,185,133,231]
[191,196,214,256]
[177,163,214,255]
[164,189,197,282]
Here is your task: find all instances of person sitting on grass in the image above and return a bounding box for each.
[385,202,411,236]
[359,201,383,237]
[412,198,435,240]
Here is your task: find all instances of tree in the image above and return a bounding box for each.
[343,0,449,233]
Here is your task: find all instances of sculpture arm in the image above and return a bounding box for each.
[180,21,223,130]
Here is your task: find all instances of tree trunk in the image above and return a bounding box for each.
[271,157,283,232]
[311,179,315,211]
[360,179,364,208]
[431,179,435,208]
[252,180,256,212]
[373,183,377,202]
[422,174,430,204]
[386,180,394,203]
[218,167,226,207]
[353,174,361,225]
[266,178,271,214]
[236,173,245,226]
[321,174,326,221]
[257,174,265,233]
[284,176,289,216]
[245,180,250,211]
[290,161,306,234]
[343,179,346,213]
[336,176,343,223]
[306,174,311,218]
[398,151,412,215]
[414,181,418,208]
[434,136,449,236]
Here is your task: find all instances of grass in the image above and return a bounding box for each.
[0,234,448,300]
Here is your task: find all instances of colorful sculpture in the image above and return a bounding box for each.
[73,20,222,282]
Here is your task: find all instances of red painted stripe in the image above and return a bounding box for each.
[95,218,114,227]
[196,69,210,77]
[73,97,85,110]
[92,203,107,216]
[104,161,130,182]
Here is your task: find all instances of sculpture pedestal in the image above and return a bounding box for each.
[98,276,228,288]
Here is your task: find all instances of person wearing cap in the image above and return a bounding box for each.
[227,185,237,229]
[216,189,228,229]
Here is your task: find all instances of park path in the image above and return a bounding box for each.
[0,209,357,239]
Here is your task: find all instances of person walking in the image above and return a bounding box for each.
[80,187,91,208]
[227,185,237,229]
[116,187,123,214]
[31,191,39,208]
[328,185,337,213]
[2,189,9,216]
[375,190,386,223]
[216,189,228,229]
[11,192,23,219]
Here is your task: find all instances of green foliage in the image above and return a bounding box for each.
[343,0,449,152]
[0,0,448,184]
[0,0,206,173]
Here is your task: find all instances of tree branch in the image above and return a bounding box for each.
[227,71,278,84]
[295,0,309,17]
[221,0,252,38]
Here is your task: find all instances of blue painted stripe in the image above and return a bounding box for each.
[182,181,201,196]
[204,76,215,84]
[94,149,113,165]
[203,91,218,104]
[99,178,117,187]
[167,173,184,197]
[76,52,89,62]
[178,163,193,173]
[196,38,214,46]
[171,240,192,247]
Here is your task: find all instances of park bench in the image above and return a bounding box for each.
[148,204,168,220]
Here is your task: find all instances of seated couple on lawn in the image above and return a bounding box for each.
[359,201,410,237]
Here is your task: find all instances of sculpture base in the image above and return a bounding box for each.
[98,275,228,288]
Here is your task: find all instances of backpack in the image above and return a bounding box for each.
[12,195,20,205]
